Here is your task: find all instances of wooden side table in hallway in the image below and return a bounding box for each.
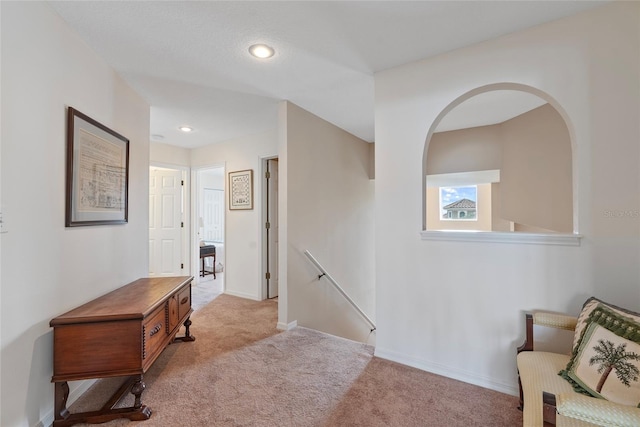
[200,244,216,279]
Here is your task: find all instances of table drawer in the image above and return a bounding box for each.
[178,285,192,321]
[142,306,167,362]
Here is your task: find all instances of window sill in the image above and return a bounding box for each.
[420,230,582,246]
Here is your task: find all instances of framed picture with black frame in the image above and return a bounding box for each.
[65,107,129,226]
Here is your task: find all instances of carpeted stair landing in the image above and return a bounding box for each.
[68,294,522,426]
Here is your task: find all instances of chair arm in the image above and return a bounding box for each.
[533,312,577,331]
[556,392,640,427]
[518,311,577,353]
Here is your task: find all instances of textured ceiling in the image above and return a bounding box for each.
[48,1,606,148]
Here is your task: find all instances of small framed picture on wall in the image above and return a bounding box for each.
[228,169,253,210]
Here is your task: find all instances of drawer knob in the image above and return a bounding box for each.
[149,323,163,337]
[180,297,189,305]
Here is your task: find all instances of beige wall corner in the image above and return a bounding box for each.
[284,101,376,344]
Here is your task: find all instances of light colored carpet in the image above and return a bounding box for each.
[68,294,522,426]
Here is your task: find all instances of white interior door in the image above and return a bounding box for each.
[203,189,224,242]
[267,159,279,298]
[149,167,183,276]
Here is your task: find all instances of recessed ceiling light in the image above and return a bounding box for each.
[179,126,193,133]
[151,134,165,140]
[249,44,275,59]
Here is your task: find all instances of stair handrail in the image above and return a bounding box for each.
[303,250,376,332]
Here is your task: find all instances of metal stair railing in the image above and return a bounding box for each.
[303,250,376,332]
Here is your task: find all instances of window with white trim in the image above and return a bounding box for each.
[440,185,477,221]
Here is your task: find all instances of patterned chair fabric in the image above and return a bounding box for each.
[517,310,640,427]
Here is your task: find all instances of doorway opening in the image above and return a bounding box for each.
[194,165,225,307]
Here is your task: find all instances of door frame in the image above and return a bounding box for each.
[261,155,278,300]
[191,163,226,285]
[149,162,191,277]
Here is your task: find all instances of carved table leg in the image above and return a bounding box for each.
[174,316,196,342]
[53,375,152,426]
[54,382,70,422]
[131,375,146,409]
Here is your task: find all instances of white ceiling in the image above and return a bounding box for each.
[48,1,606,149]
[435,90,548,132]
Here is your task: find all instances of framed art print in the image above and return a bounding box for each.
[66,107,129,226]
[229,169,253,210]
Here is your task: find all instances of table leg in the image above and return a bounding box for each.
[52,376,152,426]
[54,381,70,422]
[131,375,146,409]
[174,316,196,342]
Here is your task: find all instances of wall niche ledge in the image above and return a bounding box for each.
[420,230,582,246]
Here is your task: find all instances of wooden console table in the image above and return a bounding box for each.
[50,276,195,426]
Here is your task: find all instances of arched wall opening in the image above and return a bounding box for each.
[422,83,578,236]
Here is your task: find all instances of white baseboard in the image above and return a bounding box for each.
[37,379,96,427]
[277,320,297,331]
[374,347,518,397]
[223,289,261,301]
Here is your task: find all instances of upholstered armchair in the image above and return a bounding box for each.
[517,303,640,427]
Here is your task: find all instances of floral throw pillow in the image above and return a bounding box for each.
[560,305,640,407]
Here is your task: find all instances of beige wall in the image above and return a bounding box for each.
[491,183,512,232]
[426,104,572,233]
[501,104,573,232]
[1,3,150,425]
[427,124,502,174]
[375,2,639,396]
[282,102,375,343]
[150,142,190,167]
